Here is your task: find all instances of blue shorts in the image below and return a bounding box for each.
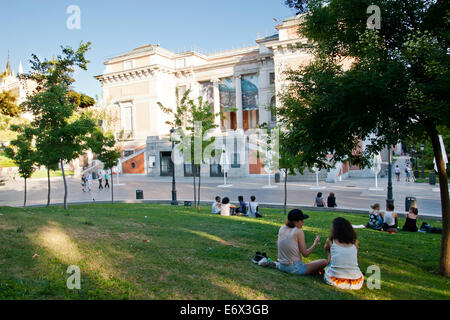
[278,260,307,275]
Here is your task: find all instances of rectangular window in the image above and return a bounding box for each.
[269,72,275,85]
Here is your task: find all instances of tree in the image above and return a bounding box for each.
[4,125,37,207]
[261,122,305,214]
[279,0,450,275]
[158,89,218,211]
[22,42,96,210]
[284,0,311,14]
[0,90,21,117]
[68,90,96,109]
[88,128,120,204]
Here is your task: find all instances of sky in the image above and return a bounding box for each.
[1,0,296,101]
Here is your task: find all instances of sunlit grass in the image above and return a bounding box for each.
[0,203,448,300]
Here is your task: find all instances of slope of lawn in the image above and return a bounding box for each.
[0,204,448,300]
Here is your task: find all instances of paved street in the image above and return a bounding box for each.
[0,163,446,217]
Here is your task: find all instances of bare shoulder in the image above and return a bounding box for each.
[294,228,304,239]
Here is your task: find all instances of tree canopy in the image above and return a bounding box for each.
[279,0,450,275]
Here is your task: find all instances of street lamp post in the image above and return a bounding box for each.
[170,127,178,206]
[421,143,425,179]
[386,146,394,208]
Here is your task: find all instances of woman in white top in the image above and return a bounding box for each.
[277,209,328,275]
[324,217,364,290]
[220,197,235,216]
[380,203,398,233]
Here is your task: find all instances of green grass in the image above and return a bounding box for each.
[30,169,74,179]
[0,151,16,168]
[0,204,448,300]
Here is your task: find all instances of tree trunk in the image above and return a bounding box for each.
[111,171,114,204]
[197,165,201,211]
[429,129,450,277]
[284,169,288,215]
[23,177,27,208]
[46,167,51,207]
[61,159,68,210]
[193,162,197,209]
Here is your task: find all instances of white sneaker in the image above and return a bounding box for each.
[258,258,277,268]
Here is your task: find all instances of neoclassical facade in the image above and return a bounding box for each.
[95,16,355,179]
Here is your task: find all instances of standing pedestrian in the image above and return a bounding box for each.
[98,170,103,190]
[81,174,87,192]
[86,171,93,191]
[394,165,401,181]
[104,171,110,189]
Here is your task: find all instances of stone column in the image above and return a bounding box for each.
[212,79,221,131]
[234,75,243,130]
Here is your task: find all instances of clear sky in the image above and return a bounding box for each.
[1,0,296,101]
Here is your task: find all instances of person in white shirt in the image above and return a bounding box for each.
[86,172,93,191]
[324,217,364,290]
[211,196,221,214]
[248,195,259,217]
[220,197,235,216]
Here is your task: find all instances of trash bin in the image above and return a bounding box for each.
[414,170,419,179]
[136,190,144,200]
[405,197,417,212]
[92,171,97,179]
[275,172,281,183]
[429,173,436,185]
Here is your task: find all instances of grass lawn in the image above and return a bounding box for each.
[0,204,448,300]
[0,151,16,168]
[30,169,74,179]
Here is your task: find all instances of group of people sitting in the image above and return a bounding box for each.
[313,192,337,208]
[366,203,419,233]
[253,209,364,290]
[212,195,262,217]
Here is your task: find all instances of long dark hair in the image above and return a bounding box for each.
[330,217,357,244]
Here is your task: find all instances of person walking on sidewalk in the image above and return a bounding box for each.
[86,172,93,191]
[394,165,401,181]
[98,170,103,190]
[104,171,110,189]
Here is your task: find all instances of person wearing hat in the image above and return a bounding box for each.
[277,209,328,275]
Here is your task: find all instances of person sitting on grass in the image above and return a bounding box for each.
[327,192,337,208]
[402,207,419,232]
[323,217,364,290]
[220,197,235,216]
[212,196,221,214]
[235,195,248,216]
[366,203,383,230]
[314,192,325,207]
[381,203,398,233]
[272,209,328,275]
[248,195,261,218]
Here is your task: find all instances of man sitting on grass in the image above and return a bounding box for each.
[235,195,248,216]
[211,196,221,214]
